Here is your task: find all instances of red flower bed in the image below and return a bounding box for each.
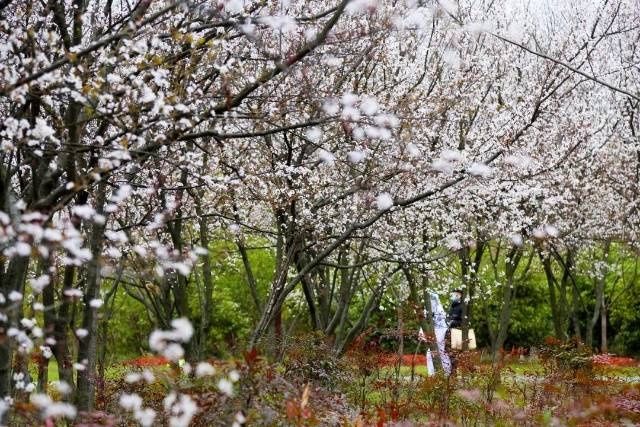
[592,354,637,367]
[377,353,427,367]
[122,355,169,367]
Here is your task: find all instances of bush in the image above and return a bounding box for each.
[281,332,352,389]
[538,337,593,376]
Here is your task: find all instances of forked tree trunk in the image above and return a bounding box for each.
[539,250,569,341]
[491,247,523,360]
[587,242,610,349]
[75,183,107,412]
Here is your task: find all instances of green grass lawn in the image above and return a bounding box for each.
[375,359,640,382]
[27,359,59,384]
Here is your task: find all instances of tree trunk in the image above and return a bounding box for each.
[36,356,48,393]
[0,255,30,398]
[325,249,363,337]
[75,183,107,412]
[393,300,403,403]
[295,250,320,330]
[249,221,290,348]
[316,266,332,330]
[459,242,485,351]
[273,306,282,357]
[559,250,580,341]
[587,242,610,349]
[43,264,74,388]
[539,250,568,341]
[600,300,608,353]
[237,239,261,314]
[491,247,522,360]
[334,280,384,354]
[571,280,582,342]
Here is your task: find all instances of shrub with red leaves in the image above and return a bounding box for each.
[377,353,427,367]
[121,355,169,367]
[592,353,638,367]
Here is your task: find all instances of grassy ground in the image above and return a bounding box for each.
[377,358,640,379]
[351,357,640,425]
[22,354,640,425]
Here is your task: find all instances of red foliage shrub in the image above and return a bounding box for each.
[377,353,427,367]
[592,353,638,367]
[121,355,169,367]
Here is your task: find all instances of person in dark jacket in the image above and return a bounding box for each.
[447,289,463,328]
[445,289,464,374]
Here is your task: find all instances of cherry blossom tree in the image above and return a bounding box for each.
[0,0,639,423]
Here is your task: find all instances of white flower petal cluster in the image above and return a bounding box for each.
[148,318,194,361]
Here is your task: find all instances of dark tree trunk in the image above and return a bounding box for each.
[558,250,580,341]
[587,242,610,349]
[294,248,320,330]
[249,219,290,349]
[600,301,608,353]
[75,182,107,412]
[459,242,485,351]
[237,240,261,314]
[43,264,74,388]
[0,256,30,398]
[199,215,214,353]
[491,247,523,360]
[539,250,568,341]
[334,279,385,354]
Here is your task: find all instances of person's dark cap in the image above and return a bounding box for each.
[452,289,464,294]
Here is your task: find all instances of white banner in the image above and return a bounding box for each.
[429,292,451,375]
[426,348,435,376]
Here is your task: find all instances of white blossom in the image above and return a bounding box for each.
[170,318,194,342]
[441,149,464,162]
[125,373,142,384]
[30,275,50,293]
[52,381,72,395]
[510,234,524,247]
[14,242,31,257]
[347,150,366,164]
[544,224,559,238]
[360,96,379,115]
[119,393,143,411]
[135,407,156,427]
[432,158,453,174]
[44,402,77,419]
[317,149,335,166]
[166,394,198,427]
[223,0,244,14]
[217,378,234,396]
[233,411,247,427]
[376,193,394,211]
[8,291,22,302]
[195,362,216,378]
[467,162,492,178]
[305,127,322,142]
[322,99,340,115]
[163,343,185,362]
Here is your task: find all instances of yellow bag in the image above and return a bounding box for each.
[451,328,476,350]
